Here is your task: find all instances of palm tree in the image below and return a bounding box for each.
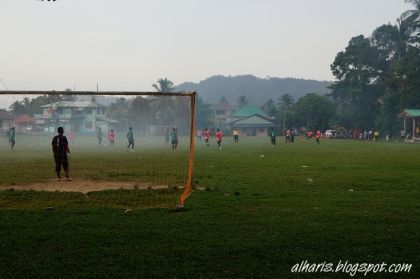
[152,78,175,93]
[401,0,420,43]
[278,94,294,131]
[151,78,177,125]
[402,0,420,21]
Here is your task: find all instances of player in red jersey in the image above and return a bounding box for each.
[204,128,211,147]
[316,129,322,145]
[215,128,223,150]
[108,129,115,147]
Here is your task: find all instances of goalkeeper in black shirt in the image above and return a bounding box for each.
[52,127,72,181]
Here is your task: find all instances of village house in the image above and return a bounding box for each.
[228,105,279,136]
[0,111,14,134]
[40,101,118,134]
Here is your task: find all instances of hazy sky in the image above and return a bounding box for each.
[0,0,410,91]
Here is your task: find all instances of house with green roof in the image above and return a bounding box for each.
[399,109,420,142]
[228,105,279,136]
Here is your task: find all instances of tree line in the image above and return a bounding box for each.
[330,0,420,134]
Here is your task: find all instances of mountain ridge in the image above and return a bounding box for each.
[176,75,331,104]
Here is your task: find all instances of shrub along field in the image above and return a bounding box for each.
[0,135,419,278]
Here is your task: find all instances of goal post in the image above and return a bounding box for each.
[0,90,196,209]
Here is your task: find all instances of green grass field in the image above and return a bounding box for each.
[0,135,419,278]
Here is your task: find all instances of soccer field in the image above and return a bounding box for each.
[0,136,419,278]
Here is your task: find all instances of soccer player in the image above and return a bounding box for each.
[108,129,115,147]
[316,129,322,145]
[165,128,170,144]
[204,128,211,147]
[97,127,103,145]
[270,128,276,146]
[171,127,178,150]
[233,127,239,144]
[291,129,295,144]
[127,126,135,151]
[8,127,15,150]
[285,128,291,143]
[67,129,74,143]
[196,129,202,142]
[307,130,313,139]
[52,127,71,181]
[215,128,223,149]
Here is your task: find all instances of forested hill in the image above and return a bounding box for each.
[176,75,331,104]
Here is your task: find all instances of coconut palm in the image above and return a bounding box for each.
[278,94,295,131]
[152,78,175,93]
[151,78,177,125]
[401,0,420,43]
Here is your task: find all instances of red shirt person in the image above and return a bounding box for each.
[204,128,211,146]
[215,129,224,149]
[108,129,115,147]
[316,130,322,145]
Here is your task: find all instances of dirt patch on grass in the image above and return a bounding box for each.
[0,179,175,194]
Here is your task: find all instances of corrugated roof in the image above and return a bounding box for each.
[0,111,14,120]
[41,101,105,108]
[232,105,268,117]
[230,114,277,126]
[398,109,420,118]
[213,102,235,111]
[14,114,34,123]
[96,116,120,123]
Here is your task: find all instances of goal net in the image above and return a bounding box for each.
[0,91,196,210]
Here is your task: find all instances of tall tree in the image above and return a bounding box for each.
[278,94,295,130]
[152,78,175,93]
[330,35,384,129]
[151,78,177,125]
[295,93,336,131]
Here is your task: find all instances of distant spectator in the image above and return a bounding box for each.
[233,127,239,144]
[374,130,379,141]
[286,128,291,143]
[400,130,406,142]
